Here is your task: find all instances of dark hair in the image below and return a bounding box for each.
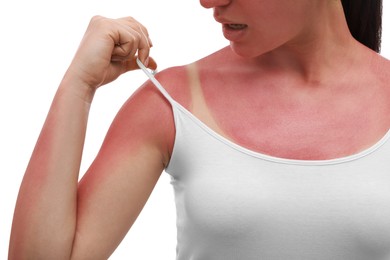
[341,0,383,52]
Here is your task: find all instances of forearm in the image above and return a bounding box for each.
[9,76,95,259]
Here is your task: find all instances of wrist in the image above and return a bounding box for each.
[60,69,97,104]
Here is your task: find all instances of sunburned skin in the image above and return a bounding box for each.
[9,0,389,258]
[178,46,390,161]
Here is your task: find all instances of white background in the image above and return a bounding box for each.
[1,1,390,259]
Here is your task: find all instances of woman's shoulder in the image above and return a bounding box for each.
[151,64,192,109]
[147,46,233,107]
[105,62,201,161]
[129,46,240,122]
[372,53,390,81]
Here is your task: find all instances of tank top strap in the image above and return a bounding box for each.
[136,58,176,105]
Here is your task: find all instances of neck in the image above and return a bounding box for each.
[258,1,366,85]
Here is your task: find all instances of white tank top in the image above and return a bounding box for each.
[138,60,390,260]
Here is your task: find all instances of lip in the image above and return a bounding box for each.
[221,23,248,42]
[214,16,248,42]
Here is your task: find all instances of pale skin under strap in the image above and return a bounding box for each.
[186,62,228,138]
[137,58,228,139]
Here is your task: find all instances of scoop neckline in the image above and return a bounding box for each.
[137,60,390,166]
[172,101,390,166]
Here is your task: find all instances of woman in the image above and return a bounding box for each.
[9,0,390,259]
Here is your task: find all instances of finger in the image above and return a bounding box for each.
[137,23,151,64]
[111,31,139,60]
[146,57,158,70]
[120,16,152,47]
[121,56,158,72]
[114,31,150,66]
[119,17,152,64]
[110,20,151,65]
[148,36,153,48]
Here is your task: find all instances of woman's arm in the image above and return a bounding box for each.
[8,16,171,259]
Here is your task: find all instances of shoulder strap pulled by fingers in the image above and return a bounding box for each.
[136,58,175,104]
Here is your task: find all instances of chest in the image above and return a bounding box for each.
[197,76,390,160]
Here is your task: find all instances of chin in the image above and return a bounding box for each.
[229,42,268,59]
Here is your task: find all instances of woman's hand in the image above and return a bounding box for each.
[66,16,156,90]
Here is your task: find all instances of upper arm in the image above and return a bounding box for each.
[70,79,176,259]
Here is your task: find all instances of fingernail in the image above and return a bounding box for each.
[144,57,150,67]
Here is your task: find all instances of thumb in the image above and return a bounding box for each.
[144,57,158,71]
[124,56,158,72]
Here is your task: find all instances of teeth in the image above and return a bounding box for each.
[228,24,247,29]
